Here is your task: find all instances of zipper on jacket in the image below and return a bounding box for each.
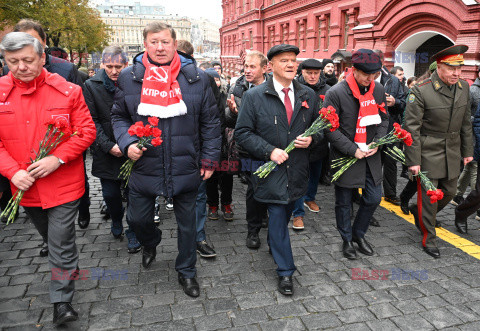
[275,115,280,147]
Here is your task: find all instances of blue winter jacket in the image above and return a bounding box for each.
[111,51,221,197]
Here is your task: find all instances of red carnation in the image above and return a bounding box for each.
[151,137,163,147]
[404,133,413,146]
[302,100,309,109]
[152,128,162,138]
[320,95,325,101]
[134,125,145,138]
[435,189,444,201]
[54,117,69,130]
[73,126,84,138]
[148,116,159,126]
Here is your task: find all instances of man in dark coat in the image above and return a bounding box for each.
[235,44,321,295]
[225,50,269,250]
[111,22,221,297]
[324,49,388,260]
[321,59,338,86]
[291,58,330,229]
[373,51,406,208]
[405,45,473,258]
[83,46,141,253]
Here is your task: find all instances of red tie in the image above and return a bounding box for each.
[282,87,293,124]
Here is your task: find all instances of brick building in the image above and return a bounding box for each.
[220,0,480,80]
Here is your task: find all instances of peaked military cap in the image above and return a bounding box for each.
[431,45,468,66]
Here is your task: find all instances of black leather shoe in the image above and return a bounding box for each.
[369,216,380,227]
[423,246,440,258]
[39,242,49,257]
[278,276,293,295]
[455,219,468,234]
[142,246,156,269]
[400,198,409,215]
[77,211,90,229]
[435,220,443,228]
[342,241,357,260]
[53,302,78,325]
[409,205,421,232]
[246,232,261,249]
[384,196,401,206]
[196,240,217,258]
[178,275,200,297]
[353,236,374,256]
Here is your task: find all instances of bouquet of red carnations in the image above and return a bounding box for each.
[384,145,444,203]
[1,117,83,225]
[118,117,163,186]
[254,105,339,178]
[331,123,413,182]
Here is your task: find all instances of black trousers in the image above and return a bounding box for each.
[206,172,233,207]
[382,144,398,197]
[456,164,480,222]
[400,178,417,203]
[245,171,268,234]
[127,189,198,278]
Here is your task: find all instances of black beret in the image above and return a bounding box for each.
[351,49,382,74]
[302,58,323,70]
[267,44,299,60]
[322,58,334,67]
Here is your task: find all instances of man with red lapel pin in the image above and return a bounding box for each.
[111,22,221,297]
[235,44,321,295]
[404,45,473,258]
[323,49,388,260]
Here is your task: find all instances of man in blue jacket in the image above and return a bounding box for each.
[111,22,221,298]
[235,44,321,295]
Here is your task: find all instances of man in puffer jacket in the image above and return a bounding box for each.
[111,23,221,298]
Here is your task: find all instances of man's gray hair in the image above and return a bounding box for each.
[0,32,44,56]
[102,45,128,64]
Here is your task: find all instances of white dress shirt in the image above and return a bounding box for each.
[272,77,294,111]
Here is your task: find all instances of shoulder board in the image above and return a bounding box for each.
[417,79,431,87]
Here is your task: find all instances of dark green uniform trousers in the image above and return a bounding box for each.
[411,177,457,248]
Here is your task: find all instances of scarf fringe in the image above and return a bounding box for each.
[137,100,187,118]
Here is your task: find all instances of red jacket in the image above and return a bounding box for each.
[0,69,96,208]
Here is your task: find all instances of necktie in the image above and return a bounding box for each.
[282,87,293,124]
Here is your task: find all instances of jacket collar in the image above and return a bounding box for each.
[431,70,456,98]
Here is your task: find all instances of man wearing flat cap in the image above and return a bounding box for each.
[404,45,473,258]
[323,48,388,260]
[235,44,322,295]
[291,59,331,229]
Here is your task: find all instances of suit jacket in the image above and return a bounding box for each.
[404,70,473,179]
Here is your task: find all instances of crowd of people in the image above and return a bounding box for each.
[1,19,479,326]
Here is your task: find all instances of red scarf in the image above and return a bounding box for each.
[345,73,385,151]
[137,52,187,118]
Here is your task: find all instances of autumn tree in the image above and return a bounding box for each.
[0,0,110,65]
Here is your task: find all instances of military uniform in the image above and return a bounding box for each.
[404,70,473,249]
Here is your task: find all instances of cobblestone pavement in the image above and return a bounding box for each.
[1,155,480,330]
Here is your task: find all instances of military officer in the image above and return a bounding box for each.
[404,45,473,258]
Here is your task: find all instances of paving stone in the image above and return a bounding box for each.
[258,317,305,330]
[204,297,238,315]
[416,294,449,309]
[171,302,205,320]
[0,309,42,328]
[0,284,27,299]
[360,289,396,304]
[90,297,143,315]
[301,312,342,329]
[141,319,195,331]
[388,285,424,300]
[420,307,466,329]
[193,312,232,330]
[89,312,132,330]
[335,293,368,309]
[236,292,275,310]
[365,319,399,330]
[264,302,308,319]
[230,308,268,327]
[446,305,480,323]
[131,305,171,325]
[367,302,402,319]
[336,307,376,324]
[142,293,175,307]
[390,314,435,330]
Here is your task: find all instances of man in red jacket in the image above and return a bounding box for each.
[0,32,96,326]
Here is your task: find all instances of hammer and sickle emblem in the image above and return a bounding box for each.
[146,67,169,83]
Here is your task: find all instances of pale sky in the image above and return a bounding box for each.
[156,0,223,26]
